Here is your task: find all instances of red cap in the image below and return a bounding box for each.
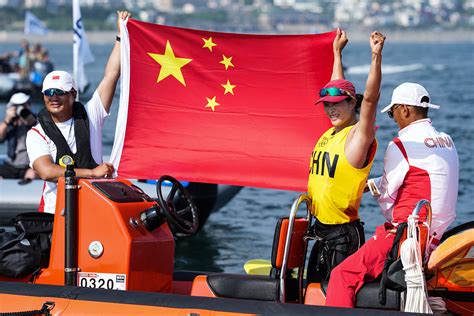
[315,79,356,105]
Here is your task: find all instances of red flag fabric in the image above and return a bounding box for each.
[111,19,334,192]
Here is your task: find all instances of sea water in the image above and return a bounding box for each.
[1,41,472,273]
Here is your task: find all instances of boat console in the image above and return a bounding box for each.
[34,177,176,293]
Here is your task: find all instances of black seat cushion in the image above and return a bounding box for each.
[355,281,400,310]
[321,280,400,310]
[207,273,279,301]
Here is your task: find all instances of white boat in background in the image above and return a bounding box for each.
[0,59,54,100]
[0,72,37,100]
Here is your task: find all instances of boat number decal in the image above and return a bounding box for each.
[78,272,127,291]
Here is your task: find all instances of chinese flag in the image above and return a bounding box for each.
[111,19,334,192]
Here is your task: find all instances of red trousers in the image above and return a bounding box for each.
[325,223,395,307]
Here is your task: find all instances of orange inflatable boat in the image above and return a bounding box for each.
[0,171,471,315]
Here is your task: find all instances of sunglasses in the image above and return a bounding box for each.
[43,88,68,97]
[319,87,355,99]
[387,104,402,118]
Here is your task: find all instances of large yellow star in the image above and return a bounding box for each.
[202,37,217,52]
[206,96,220,111]
[221,80,236,95]
[220,55,234,70]
[148,40,192,86]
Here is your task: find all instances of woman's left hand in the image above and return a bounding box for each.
[370,31,386,55]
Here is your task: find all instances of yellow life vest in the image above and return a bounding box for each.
[307,125,377,225]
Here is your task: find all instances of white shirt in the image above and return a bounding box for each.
[26,91,109,213]
[371,119,459,239]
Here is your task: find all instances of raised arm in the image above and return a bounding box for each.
[331,28,348,80]
[360,31,384,131]
[345,31,385,168]
[96,11,130,113]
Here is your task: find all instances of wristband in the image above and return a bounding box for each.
[116,35,121,42]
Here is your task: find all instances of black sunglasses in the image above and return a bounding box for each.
[43,88,68,97]
[387,104,402,118]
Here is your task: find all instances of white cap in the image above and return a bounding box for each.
[41,70,76,93]
[7,92,30,107]
[381,82,440,113]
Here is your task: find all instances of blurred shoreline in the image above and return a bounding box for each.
[1,29,473,44]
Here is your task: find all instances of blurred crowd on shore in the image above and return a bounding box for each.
[0,39,53,85]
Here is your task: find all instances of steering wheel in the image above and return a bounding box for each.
[156,175,199,238]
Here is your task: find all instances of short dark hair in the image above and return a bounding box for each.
[416,96,430,117]
[409,105,428,117]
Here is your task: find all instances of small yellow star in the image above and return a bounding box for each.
[148,40,192,86]
[202,37,217,52]
[220,55,234,70]
[221,80,236,95]
[206,96,220,111]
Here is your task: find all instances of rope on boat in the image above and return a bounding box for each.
[400,215,432,313]
[0,301,54,316]
[427,296,447,314]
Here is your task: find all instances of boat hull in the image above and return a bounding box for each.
[0,73,40,100]
[0,281,408,316]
